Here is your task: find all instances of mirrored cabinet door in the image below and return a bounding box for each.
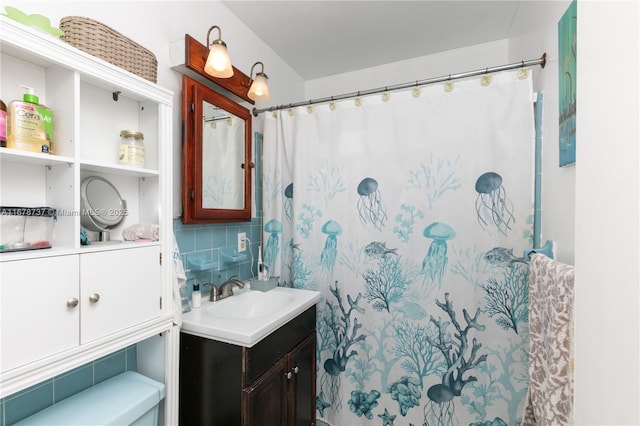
[181,75,253,223]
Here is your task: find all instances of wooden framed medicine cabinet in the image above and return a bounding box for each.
[181,75,253,223]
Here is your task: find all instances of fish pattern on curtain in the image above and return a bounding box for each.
[263,70,535,426]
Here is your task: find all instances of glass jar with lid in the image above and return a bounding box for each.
[118,130,145,167]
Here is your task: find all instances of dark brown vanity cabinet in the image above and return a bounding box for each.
[179,307,316,426]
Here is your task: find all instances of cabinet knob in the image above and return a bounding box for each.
[293,366,299,374]
[89,293,101,304]
[286,371,292,380]
[66,298,79,308]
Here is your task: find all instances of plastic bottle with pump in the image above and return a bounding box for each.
[0,98,6,148]
[7,85,54,154]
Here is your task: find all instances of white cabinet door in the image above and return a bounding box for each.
[0,255,80,372]
[80,246,161,343]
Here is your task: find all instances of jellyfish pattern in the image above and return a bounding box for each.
[320,220,342,276]
[263,219,282,271]
[475,171,516,235]
[284,182,294,223]
[357,177,388,231]
[421,222,456,287]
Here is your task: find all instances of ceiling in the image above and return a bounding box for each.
[222,1,524,80]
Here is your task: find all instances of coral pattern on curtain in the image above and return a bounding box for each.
[263,70,535,426]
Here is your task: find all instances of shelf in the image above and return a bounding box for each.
[0,148,74,167]
[79,240,161,254]
[80,160,159,178]
[0,246,77,262]
[188,257,219,271]
[221,247,248,264]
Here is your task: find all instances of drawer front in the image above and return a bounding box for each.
[244,306,316,386]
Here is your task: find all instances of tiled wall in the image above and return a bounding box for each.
[173,217,262,300]
[0,346,137,425]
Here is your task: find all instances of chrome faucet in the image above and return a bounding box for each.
[210,276,246,302]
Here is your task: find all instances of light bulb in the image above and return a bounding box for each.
[248,73,270,102]
[204,43,233,78]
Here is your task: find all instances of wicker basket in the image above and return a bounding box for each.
[59,16,157,83]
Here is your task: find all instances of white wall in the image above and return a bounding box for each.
[305,39,509,99]
[511,2,639,423]
[574,1,639,424]
[9,0,306,218]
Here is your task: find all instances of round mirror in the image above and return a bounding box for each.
[81,176,127,242]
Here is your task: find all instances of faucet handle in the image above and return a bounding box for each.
[203,283,220,302]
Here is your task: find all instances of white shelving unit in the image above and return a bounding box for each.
[0,16,178,424]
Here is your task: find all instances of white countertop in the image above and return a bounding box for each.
[181,286,321,347]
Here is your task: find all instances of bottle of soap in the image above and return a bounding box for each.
[7,85,53,154]
[0,98,6,148]
[191,283,202,309]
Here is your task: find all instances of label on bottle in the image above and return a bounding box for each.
[0,108,6,147]
[6,101,51,153]
[118,144,145,166]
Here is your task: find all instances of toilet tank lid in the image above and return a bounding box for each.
[14,371,166,426]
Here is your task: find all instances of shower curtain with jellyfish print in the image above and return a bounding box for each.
[262,70,535,426]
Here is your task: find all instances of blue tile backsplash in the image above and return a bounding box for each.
[173,217,263,299]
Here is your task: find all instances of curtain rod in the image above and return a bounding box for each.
[252,53,546,116]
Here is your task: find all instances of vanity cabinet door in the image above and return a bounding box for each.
[242,332,316,426]
[80,246,161,343]
[0,255,79,373]
[242,356,289,426]
[290,334,316,426]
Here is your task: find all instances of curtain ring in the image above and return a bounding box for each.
[354,91,362,106]
[329,96,337,110]
[381,87,390,102]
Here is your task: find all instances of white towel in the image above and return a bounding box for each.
[122,223,160,241]
[172,232,187,326]
[522,253,574,426]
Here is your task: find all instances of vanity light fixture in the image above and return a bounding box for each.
[247,61,271,102]
[204,25,233,78]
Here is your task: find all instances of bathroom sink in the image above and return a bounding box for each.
[203,290,294,320]
[181,286,321,347]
